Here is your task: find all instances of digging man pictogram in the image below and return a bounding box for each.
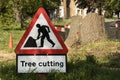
[36,24,55,47]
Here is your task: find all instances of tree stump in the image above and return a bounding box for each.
[65,13,106,48]
[65,16,82,48]
[80,13,106,45]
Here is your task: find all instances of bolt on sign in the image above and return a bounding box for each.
[15,7,68,73]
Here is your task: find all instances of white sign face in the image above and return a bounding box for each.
[21,13,62,49]
[17,55,66,73]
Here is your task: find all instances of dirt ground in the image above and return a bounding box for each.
[0,51,16,62]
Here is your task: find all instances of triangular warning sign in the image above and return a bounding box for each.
[15,8,68,55]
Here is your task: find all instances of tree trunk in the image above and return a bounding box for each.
[63,0,67,19]
[20,9,24,29]
[13,6,24,29]
[98,7,102,15]
[13,7,21,23]
[117,13,120,19]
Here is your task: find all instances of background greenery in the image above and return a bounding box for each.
[0,18,120,80]
[0,0,120,79]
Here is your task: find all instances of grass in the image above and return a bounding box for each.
[105,18,120,22]
[0,29,25,53]
[0,40,120,80]
[0,61,39,80]
[0,18,120,80]
[0,53,120,80]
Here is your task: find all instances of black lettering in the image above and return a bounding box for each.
[52,61,56,66]
[21,61,25,67]
[43,62,47,66]
[47,61,50,66]
[55,62,60,66]
[38,61,64,68]
[20,61,36,67]
[38,62,42,66]
[60,62,64,68]
[50,61,53,66]
[33,62,36,67]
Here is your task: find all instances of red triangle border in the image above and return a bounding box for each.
[15,8,68,55]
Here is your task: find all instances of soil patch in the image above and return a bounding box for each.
[0,51,15,62]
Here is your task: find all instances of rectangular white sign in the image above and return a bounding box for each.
[17,55,66,73]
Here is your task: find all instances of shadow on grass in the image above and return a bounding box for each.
[47,55,120,80]
[0,61,39,80]
[103,52,120,68]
